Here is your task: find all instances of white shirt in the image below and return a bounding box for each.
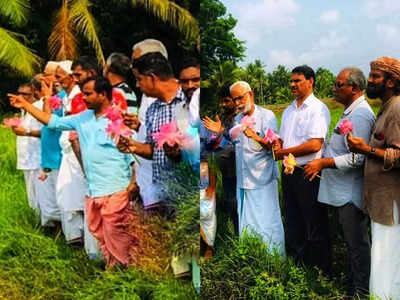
[62,85,80,114]
[16,100,44,170]
[279,93,330,165]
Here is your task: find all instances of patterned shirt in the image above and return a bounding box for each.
[114,82,138,113]
[145,88,185,184]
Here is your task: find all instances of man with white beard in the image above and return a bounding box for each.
[230,81,285,254]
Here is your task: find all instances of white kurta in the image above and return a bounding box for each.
[36,170,61,226]
[17,100,44,211]
[370,201,400,299]
[233,105,285,255]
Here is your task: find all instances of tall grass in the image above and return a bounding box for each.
[0,128,197,299]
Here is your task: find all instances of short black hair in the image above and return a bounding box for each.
[106,52,131,78]
[131,52,173,80]
[19,82,32,90]
[31,75,42,91]
[82,76,113,99]
[292,65,316,87]
[217,83,231,99]
[178,56,200,75]
[72,56,102,75]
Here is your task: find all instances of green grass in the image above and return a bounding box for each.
[0,127,198,300]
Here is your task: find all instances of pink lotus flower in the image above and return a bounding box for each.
[229,115,256,140]
[264,129,280,143]
[38,172,48,181]
[241,115,255,128]
[105,106,123,121]
[49,95,62,111]
[3,117,22,128]
[106,119,133,144]
[338,119,353,135]
[283,153,297,175]
[151,121,186,149]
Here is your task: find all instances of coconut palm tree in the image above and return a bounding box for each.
[48,0,104,65]
[0,0,41,77]
[48,0,199,66]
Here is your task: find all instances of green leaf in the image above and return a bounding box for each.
[0,0,30,27]
[0,28,41,77]
[69,0,105,65]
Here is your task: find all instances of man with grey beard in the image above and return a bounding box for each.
[229,81,285,254]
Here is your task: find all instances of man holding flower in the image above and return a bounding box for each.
[347,57,400,298]
[304,67,375,296]
[229,81,285,254]
[274,65,331,273]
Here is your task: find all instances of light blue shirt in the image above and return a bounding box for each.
[318,96,376,209]
[48,109,134,197]
[41,91,65,169]
[233,105,279,189]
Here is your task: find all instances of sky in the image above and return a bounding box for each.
[221,0,400,75]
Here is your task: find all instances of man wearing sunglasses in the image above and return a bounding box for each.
[274,65,331,274]
[229,81,285,254]
[304,67,375,296]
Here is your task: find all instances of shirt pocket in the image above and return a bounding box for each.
[96,130,114,146]
[295,116,308,138]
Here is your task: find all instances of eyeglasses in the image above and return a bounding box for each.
[333,82,352,89]
[232,91,249,102]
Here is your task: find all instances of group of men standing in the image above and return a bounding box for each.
[202,57,400,299]
[8,39,201,271]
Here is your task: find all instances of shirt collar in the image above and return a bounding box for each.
[154,87,185,106]
[343,95,365,116]
[293,93,315,109]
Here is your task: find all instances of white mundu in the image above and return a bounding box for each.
[56,86,85,243]
[17,100,43,212]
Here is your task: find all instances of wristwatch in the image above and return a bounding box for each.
[369,147,376,154]
[25,128,31,136]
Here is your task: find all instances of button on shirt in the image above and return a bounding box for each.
[233,105,279,189]
[145,89,185,184]
[279,93,330,166]
[16,100,44,170]
[318,96,375,209]
[48,110,134,197]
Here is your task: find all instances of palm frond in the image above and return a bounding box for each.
[69,0,104,65]
[0,0,30,27]
[0,28,41,77]
[131,0,199,41]
[48,0,78,61]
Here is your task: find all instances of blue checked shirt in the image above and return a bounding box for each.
[145,88,185,184]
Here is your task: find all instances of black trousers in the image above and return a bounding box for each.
[215,146,238,235]
[282,167,332,274]
[338,203,371,295]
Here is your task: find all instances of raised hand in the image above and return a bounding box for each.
[41,77,53,98]
[202,115,224,134]
[8,94,27,109]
